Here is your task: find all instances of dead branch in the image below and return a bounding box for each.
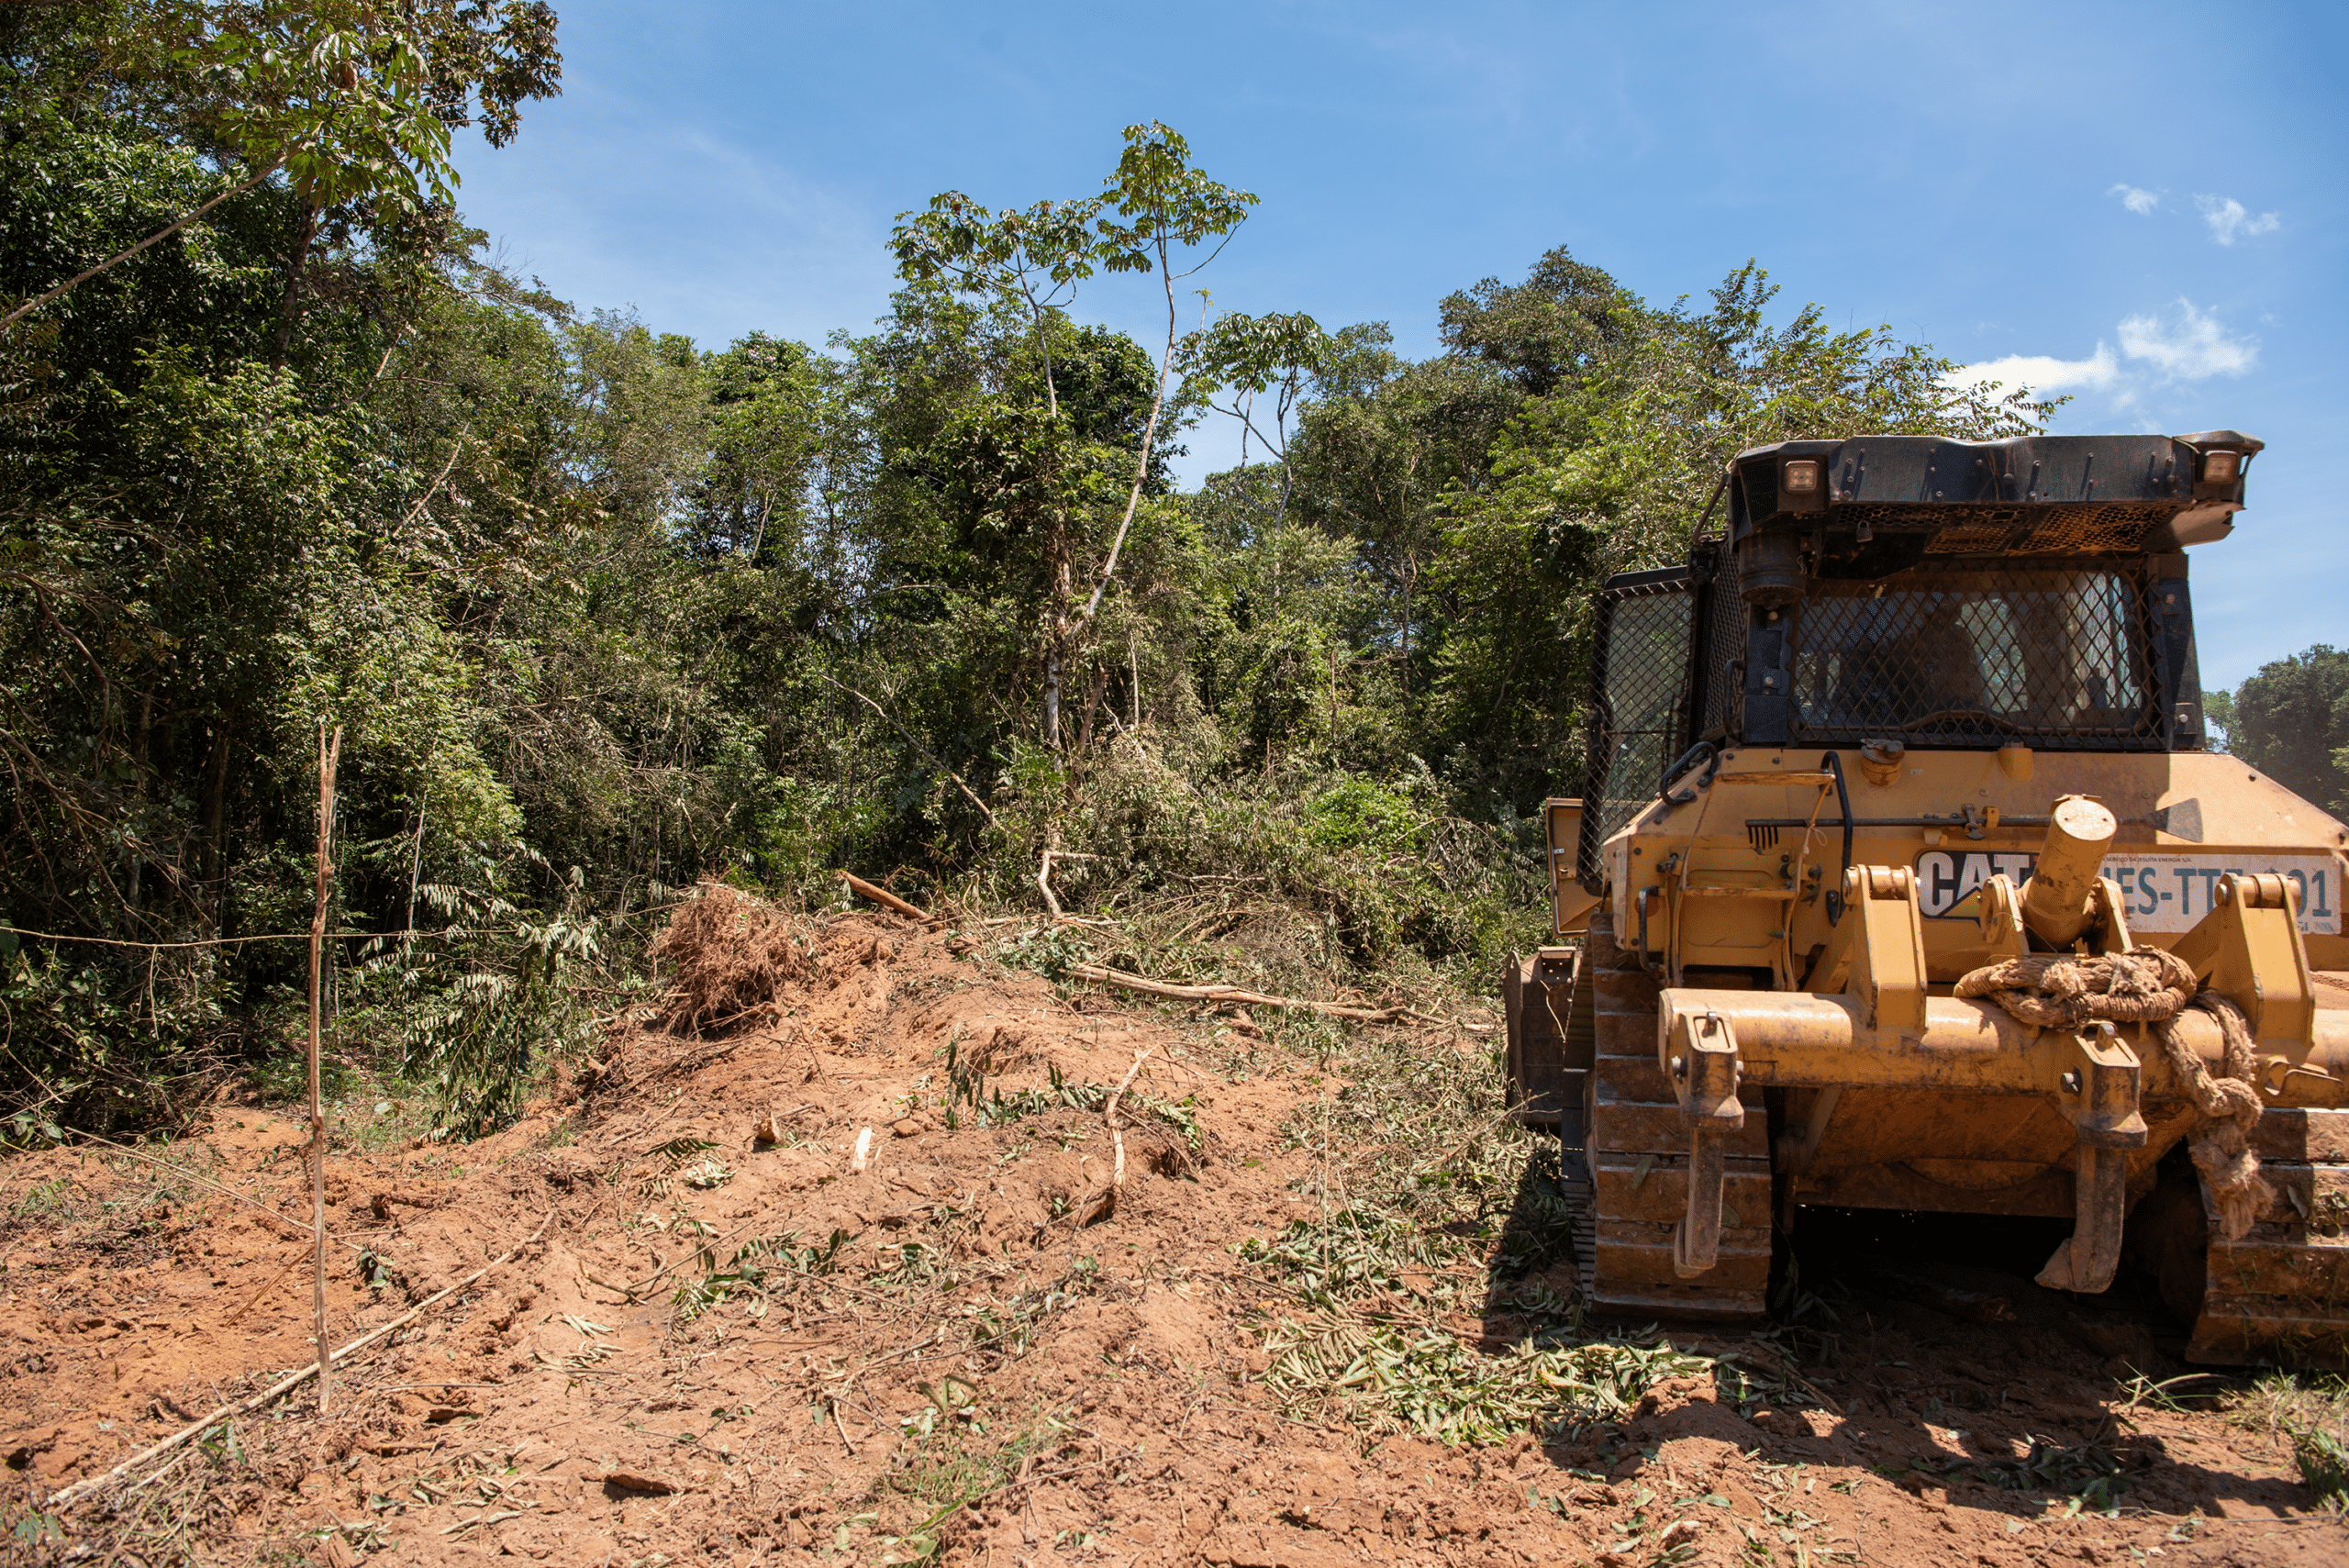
[50,1210,556,1511]
[1037,850,1113,926]
[835,870,939,927]
[1072,1044,1159,1228]
[1,151,292,334]
[1065,962,1408,1023]
[1037,850,1064,921]
[1107,1044,1154,1191]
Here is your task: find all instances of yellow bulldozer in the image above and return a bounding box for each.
[1504,429,2349,1366]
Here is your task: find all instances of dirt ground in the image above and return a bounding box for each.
[2,900,2343,1565]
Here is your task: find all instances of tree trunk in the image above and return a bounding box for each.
[1399,556,1415,702]
[1073,242,1181,643]
[1076,660,1110,753]
[1042,645,1063,749]
[270,205,319,372]
[200,726,231,912]
[1042,515,1074,748]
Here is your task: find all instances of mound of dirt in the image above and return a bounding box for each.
[0,898,2340,1565]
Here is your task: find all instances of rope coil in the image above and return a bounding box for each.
[1955,950,2269,1240]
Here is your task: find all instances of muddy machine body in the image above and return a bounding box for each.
[1502,430,2349,1364]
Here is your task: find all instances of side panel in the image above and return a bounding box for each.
[1546,798,1598,934]
[2151,554,2203,748]
[1502,949,1586,1128]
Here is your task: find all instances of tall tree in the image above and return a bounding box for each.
[2226,647,2349,816]
[891,122,1257,749]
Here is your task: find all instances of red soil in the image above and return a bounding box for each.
[0,906,2339,1564]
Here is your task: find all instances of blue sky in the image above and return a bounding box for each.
[450,0,2346,690]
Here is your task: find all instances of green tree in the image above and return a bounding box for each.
[2227,647,2349,816]
[1416,257,2051,812]
[892,122,1257,749]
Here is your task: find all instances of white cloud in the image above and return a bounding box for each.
[2109,183,2159,216]
[1945,343,2121,396]
[2117,299,2257,380]
[2197,195,2280,245]
[1948,299,2256,406]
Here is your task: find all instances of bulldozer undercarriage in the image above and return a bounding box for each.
[1508,905,2349,1365]
[2188,1103,2349,1364]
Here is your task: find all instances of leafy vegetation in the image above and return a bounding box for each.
[2223,1371,2349,1508]
[2209,646,2349,815]
[1,3,2045,1136]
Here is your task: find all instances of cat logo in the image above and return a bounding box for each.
[1914,850,2038,917]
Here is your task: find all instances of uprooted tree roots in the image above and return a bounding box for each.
[651,882,815,1035]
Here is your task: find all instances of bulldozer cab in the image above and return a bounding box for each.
[1505,428,2349,1367]
[1573,432,2251,899]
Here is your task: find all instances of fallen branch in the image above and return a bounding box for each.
[223,1251,307,1328]
[1107,1045,1154,1190]
[1065,962,1408,1023]
[835,870,940,927]
[50,1210,555,1510]
[1073,1045,1159,1228]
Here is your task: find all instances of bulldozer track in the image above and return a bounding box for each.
[1574,916,1772,1323]
[2189,1105,2349,1367]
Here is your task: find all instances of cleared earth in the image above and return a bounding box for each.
[3,896,2343,1565]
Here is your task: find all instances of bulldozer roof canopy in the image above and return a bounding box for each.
[1727,431,2263,556]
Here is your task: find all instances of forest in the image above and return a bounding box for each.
[10,0,2232,1144]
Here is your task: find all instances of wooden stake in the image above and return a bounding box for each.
[308,723,340,1414]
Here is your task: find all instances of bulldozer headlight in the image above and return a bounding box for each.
[1783,460,1821,495]
[2203,450,2241,483]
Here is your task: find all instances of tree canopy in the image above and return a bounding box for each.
[1,4,2055,1138]
[2214,647,2349,816]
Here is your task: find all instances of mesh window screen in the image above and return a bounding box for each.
[1698,539,1745,740]
[1786,567,2159,746]
[1577,583,1693,889]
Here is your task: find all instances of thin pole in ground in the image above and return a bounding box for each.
[308,722,341,1414]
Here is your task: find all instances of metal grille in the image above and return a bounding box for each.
[1698,539,1744,740]
[1785,567,2161,747]
[1827,502,2180,556]
[1577,572,1694,891]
